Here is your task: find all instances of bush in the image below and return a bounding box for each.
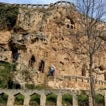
[30,94,40,105]
[46,93,57,105]
[95,94,104,104]
[25,84,45,90]
[25,84,36,89]
[0,61,14,88]
[62,94,72,105]
[0,93,8,104]
[78,94,88,106]
[14,94,24,105]
[0,4,19,30]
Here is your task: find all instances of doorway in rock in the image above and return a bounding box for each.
[81,64,87,76]
[12,48,19,62]
[9,41,19,62]
[38,60,45,73]
[29,55,36,67]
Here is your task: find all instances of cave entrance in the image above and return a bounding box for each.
[104,72,106,81]
[8,79,21,89]
[29,55,36,67]
[38,60,45,73]
[12,48,19,62]
[9,41,19,62]
[81,64,87,76]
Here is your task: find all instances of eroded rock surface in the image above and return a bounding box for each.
[0,2,106,89]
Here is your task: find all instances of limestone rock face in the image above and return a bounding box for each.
[0,2,106,89]
[0,31,11,45]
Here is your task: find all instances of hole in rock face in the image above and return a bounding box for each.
[29,55,36,67]
[67,24,70,28]
[8,79,21,89]
[12,48,19,62]
[81,64,87,76]
[9,41,19,62]
[31,37,39,44]
[38,60,45,73]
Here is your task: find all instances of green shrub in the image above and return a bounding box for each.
[30,94,40,105]
[46,93,57,105]
[14,94,24,105]
[0,5,19,30]
[0,93,8,104]
[0,62,14,88]
[25,84,36,89]
[25,84,45,90]
[78,94,88,106]
[95,94,104,104]
[62,94,72,105]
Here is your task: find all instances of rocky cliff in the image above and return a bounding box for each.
[0,1,106,89]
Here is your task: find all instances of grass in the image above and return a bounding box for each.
[0,62,13,88]
[25,84,46,90]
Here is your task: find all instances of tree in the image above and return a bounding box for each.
[75,0,106,106]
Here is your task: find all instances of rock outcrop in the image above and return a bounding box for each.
[0,1,106,89]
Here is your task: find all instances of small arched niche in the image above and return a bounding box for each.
[81,64,87,76]
[62,94,72,106]
[0,93,8,105]
[14,93,25,105]
[29,93,40,106]
[9,41,19,62]
[38,60,45,73]
[29,55,36,67]
[8,79,21,89]
[46,93,57,106]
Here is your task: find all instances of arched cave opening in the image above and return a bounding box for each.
[67,24,70,28]
[31,37,39,44]
[38,60,45,73]
[9,41,19,62]
[8,79,21,89]
[29,55,36,67]
[70,18,74,29]
[81,64,87,76]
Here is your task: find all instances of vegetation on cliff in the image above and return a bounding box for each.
[0,61,16,88]
[0,4,19,30]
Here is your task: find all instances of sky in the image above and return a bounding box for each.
[0,0,76,4]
